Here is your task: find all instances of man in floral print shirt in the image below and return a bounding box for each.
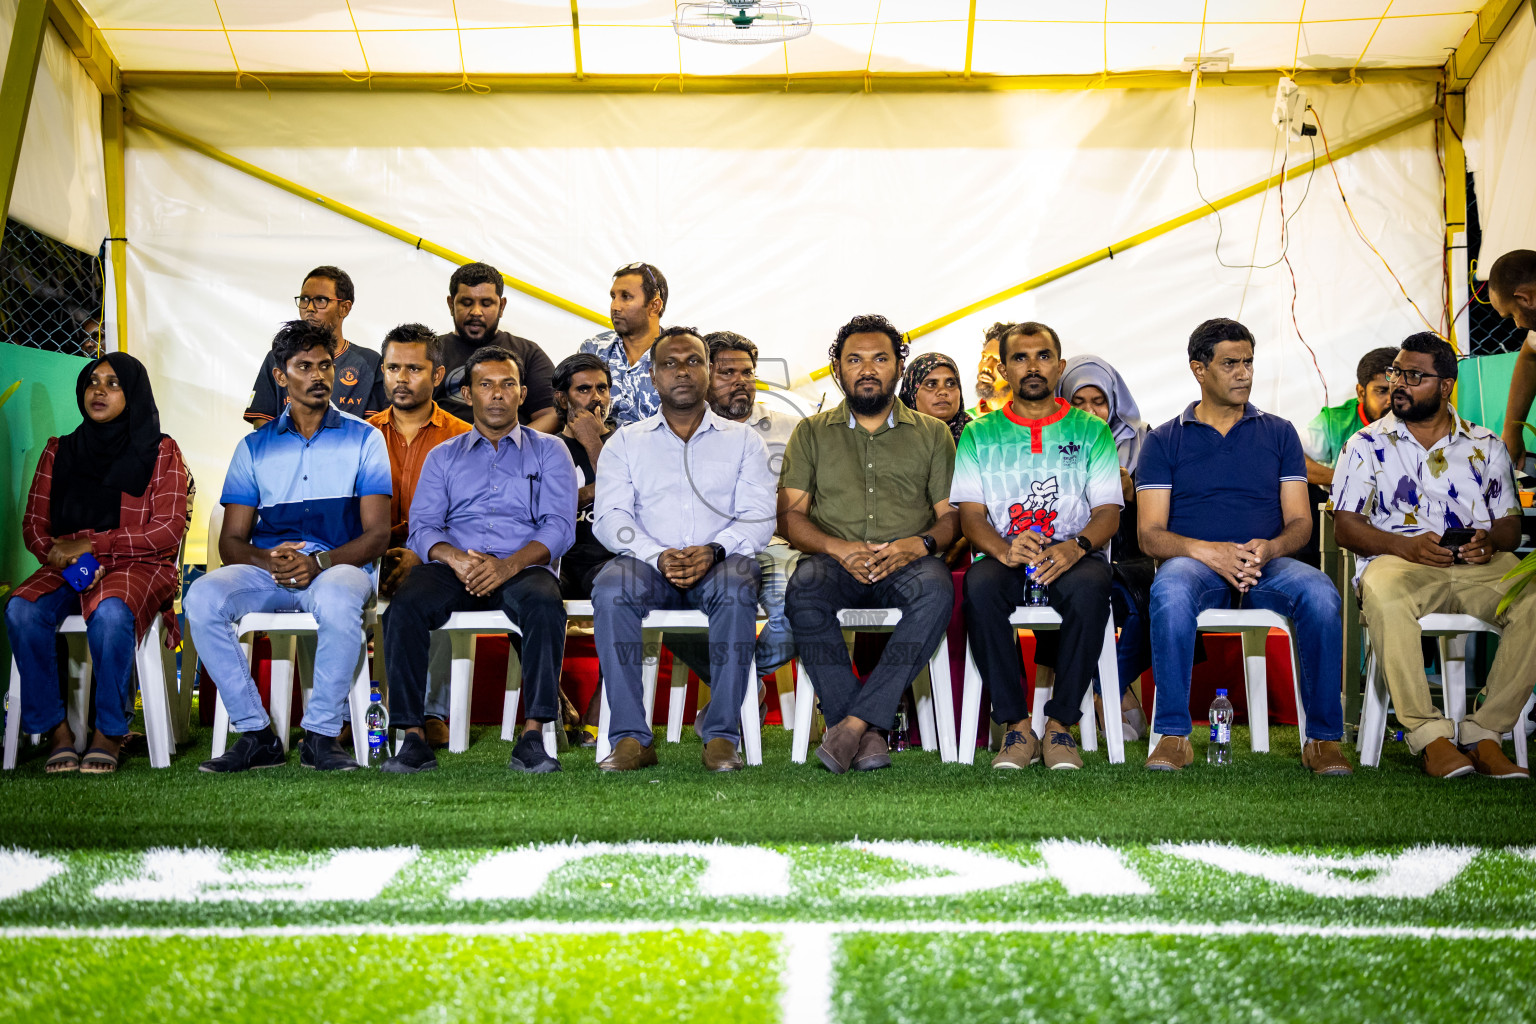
[578,262,668,426]
[1331,332,1533,780]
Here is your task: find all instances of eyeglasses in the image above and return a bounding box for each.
[1384,366,1449,386]
[295,296,337,311]
[614,262,664,303]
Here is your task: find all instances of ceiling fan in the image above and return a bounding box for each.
[673,1,813,45]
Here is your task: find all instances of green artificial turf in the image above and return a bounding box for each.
[833,932,1536,1024]
[1,725,1533,851]
[0,932,781,1024]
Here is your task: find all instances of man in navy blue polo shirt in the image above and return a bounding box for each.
[1136,318,1350,776]
[188,319,392,773]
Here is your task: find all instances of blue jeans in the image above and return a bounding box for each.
[184,563,373,738]
[1149,555,1342,742]
[753,543,799,674]
[1092,576,1152,699]
[5,584,137,737]
[593,554,761,747]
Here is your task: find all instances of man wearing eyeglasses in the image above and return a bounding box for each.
[243,266,386,428]
[1332,332,1532,780]
[579,262,669,427]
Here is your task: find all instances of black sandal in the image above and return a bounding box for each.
[79,745,121,774]
[45,747,80,773]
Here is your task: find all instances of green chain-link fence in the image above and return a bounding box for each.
[0,218,103,358]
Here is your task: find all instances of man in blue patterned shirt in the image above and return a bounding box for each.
[578,262,668,426]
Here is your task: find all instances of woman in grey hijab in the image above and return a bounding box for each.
[1058,355,1151,742]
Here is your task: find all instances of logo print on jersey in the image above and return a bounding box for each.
[340,369,360,387]
[1057,440,1081,466]
[1006,476,1060,537]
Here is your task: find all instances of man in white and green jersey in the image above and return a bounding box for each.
[953,321,1123,770]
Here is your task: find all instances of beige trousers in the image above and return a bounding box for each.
[1360,553,1536,753]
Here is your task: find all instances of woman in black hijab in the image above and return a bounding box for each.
[6,353,189,773]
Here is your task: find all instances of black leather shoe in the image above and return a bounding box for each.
[508,730,561,773]
[380,731,438,774]
[199,731,286,773]
[299,730,361,771]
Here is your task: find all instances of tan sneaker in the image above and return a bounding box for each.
[1042,724,1083,770]
[1145,735,1194,771]
[1461,739,1530,780]
[992,728,1041,769]
[1302,739,1353,776]
[424,718,450,750]
[598,737,658,772]
[1422,736,1474,778]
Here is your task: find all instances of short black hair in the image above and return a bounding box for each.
[462,344,525,387]
[706,330,758,368]
[1188,318,1256,365]
[449,262,504,299]
[613,262,669,315]
[380,322,444,369]
[1488,249,1536,298]
[984,321,1015,344]
[829,314,908,364]
[650,325,706,363]
[999,321,1061,361]
[303,265,354,304]
[1356,346,1398,388]
[553,352,611,393]
[272,319,336,368]
[1399,332,1457,381]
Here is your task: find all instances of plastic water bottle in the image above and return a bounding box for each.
[890,711,909,752]
[365,682,389,766]
[1024,527,1050,607]
[1208,688,1234,765]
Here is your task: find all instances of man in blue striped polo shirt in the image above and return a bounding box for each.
[188,319,392,773]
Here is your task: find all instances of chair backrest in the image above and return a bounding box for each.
[206,505,225,572]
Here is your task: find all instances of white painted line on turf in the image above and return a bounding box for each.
[0,850,64,901]
[450,842,791,901]
[1037,840,1155,897]
[1156,843,1477,899]
[4,920,1536,941]
[93,847,419,903]
[779,924,834,1024]
[845,841,1046,897]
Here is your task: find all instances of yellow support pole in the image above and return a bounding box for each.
[963,0,977,80]
[570,0,584,81]
[902,103,1442,344]
[0,0,50,250]
[123,110,612,329]
[102,95,128,354]
[1441,93,1467,352]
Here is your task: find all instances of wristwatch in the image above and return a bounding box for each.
[314,550,333,571]
[708,543,727,566]
[1073,536,1093,556]
[920,534,937,556]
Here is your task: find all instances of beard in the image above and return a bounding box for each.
[844,373,897,417]
[1391,389,1441,423]
[1016,374,1051,400]
[976,378,996,400]
[713,390,754,420]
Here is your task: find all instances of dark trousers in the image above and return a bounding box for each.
[785,553,952,732]
[382,562,566,728]
[962,554,1112,728]
[592,554,761,747]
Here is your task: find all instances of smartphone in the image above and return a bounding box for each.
[61,552,101,592]
[1438,527,1475,563]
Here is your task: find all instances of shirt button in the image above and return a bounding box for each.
[868,487,874,492]
[868,514,874,519]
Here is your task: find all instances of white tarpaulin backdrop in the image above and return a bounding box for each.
[123,81,1444,546]
[1466,0,1536,276]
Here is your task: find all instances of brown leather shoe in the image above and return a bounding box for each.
[815,720,861,774]
[1302,739,1353,776]
[1422,736,1475,778]
[1145,734,1194,771]
[598,736,658,772]
[702,737,744,772]
[1461,739,1530,780]
[337,722,352,748]
[991,727,1041,769]
[424,718,450,750]
[851,729,892,772]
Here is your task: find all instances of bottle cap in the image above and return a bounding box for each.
[1216,688,1227,697]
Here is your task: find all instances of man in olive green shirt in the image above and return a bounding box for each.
[779,314,960,775]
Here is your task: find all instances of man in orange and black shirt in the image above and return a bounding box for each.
[368,322,471,747]
[243,266,386,427]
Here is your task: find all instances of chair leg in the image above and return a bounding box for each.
[912,665,939,754]
[1240,629,1270,754]
[347,655,371,764]
[447,632,475,754]
[641,632,660,729]
[540,718,560,758]
[1077,684,1099,753]
[740,658,763,767]
[928,634,957,763]
[1285,629,1307,750]
[1357,649,1388,768]
[775,664,796,729]
[595,679,615,763]
[502,638,524,744]
[1439,635,1468,742]
[136,621,174,769]
[791,669,816,764]
[65,633,91,754]
[1031,665,1053,740]
[3,658,23,770]
[1147,687,1161,751]
[958,640,984,766]
[666,644,689,744]
[1513,691,1534,770]
[1097,616,1124,765]
[171,627,194,746]
[269,635,296,753]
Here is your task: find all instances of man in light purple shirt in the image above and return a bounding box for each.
[593,327,776,773]
[381,345,577,775]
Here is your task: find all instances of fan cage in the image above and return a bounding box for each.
[673,2,814,45]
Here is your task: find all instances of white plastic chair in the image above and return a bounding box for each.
[203,508,374,764]
[1358,613,1535,768]
[595,608,763,766]
[957,605,1125,765]
[790,608,957,764]
[4,612,178,770]
[428,607,564,758]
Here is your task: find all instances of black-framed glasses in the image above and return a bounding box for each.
[295,296,336,310]
[1384,366,1448,386]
